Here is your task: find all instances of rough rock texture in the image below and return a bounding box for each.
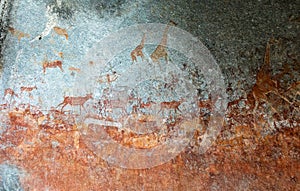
[0,0,14,73]
[0,0,299,190]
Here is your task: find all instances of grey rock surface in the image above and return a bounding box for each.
[0,1,299,189]
[1,0,299,101]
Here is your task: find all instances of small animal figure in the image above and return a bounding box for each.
[4,88,18,98]
[57,93,93,112]
[159,98,184,114]
[43,60,63,73]
[20,86,37,92]
[3,88,18,105]
[133,98,156,113]
[69,67,81,73]
[131,33,146,62]
[139,99,156,109]
[8,27,30,41]
[20,86,37,99]
[53,26,68,40]
[102,99,127,114]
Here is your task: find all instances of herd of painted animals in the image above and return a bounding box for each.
[1,20,299,128]
[0,20,299,189]
[2,21,188,118]
[1,20,299,132]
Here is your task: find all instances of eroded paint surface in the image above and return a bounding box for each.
[0,0,299,190]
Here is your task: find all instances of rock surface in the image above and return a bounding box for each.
[0,0,299,190]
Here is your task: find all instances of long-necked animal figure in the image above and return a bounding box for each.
[131,33,146,62]
[150,20,177,64]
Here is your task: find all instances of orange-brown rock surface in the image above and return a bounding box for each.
[0,41,299,190]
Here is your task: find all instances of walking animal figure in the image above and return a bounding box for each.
[20,86,37,92]
[158,98,184,115]
[150,20,177,64]
[102,99,127,115]
[100,86,129,116]
[20,86,37,99]
[131,33,146,62]
[57,93,93,113]
[132,98,156,114]
[3,88,18,106]
[3,88,18,99]
[8,27,30,41]
[43,60,63,73]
